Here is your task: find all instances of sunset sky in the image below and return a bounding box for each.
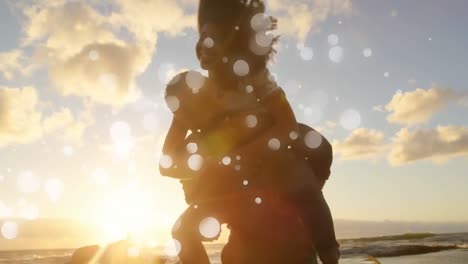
[1,0,467,249]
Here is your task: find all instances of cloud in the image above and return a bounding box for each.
[333,128,387,160]
[0,86,94,147]
[0,50,36,80]
[9,0,349,106]
[268,0,352,41]
[389,126,468,166]
[383,86,459,126]
[14,0,195,106]
[0,87,42,146]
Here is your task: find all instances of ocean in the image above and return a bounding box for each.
[1,232,467,263]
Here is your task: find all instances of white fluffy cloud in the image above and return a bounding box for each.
[0,86,94,147]
[333,128,387,160]
[14,0,196,106]
[382,86,460,126]
[0,50,36,80]
[268,0,352,41]
[0,87,42,146]
[389,126,468,166]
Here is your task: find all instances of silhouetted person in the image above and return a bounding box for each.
[160,0,340,263]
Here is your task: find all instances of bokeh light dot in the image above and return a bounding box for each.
[203,37,214,48]
[363,48,373,58]
[300,46,314,61]
[186,143,198,154]
[160,154,173,169]
[329,46,344,63]
[165,96,180,113]
[188,155,204,171]
[63,145,74,156]
[91,168,109,185]
[199,217,221,239]
[17,171,40,193]
[250,13,271,32]
[255,197,262,205]
[110,121,131,142]
[255,31,274,47]
[340,109,362,130]
[245,115,258,128]
[164,239,181,257]
[304,130,323,149]
[1,221,18,240]
[142,113,159,132]
[233,60,250,77]
[186,71,205,92]
[222,156,232,166]
[88,50,99,61]
[328,34,339,46]
[268,138,281,151]
[289,131,299,140]
[44,178,65,202]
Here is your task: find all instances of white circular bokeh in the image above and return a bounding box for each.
[160,154,173,169]
[142,113,159,132]
[188,155,203,171]
[1,221,18,240]
[164,239,182,257]
[165,96,180,113]
[267,138,281,151]
[289,131,299,140]
[91,168,109,185]
[256,31,274,47]
[203,37,214,48]
[222,156,232,166]
[300,46,314,61]
[110,121,131,142]
[255,197,262,205]
[363,48,373,58]
[328,34,339,46]
[245,115,258,128]
[17,171,40,193]
[233,60,250,77]
[88,50,99,61]
[199,217,221,239]
[185,71,205,92]
[304,130,323,149]
[63,145,74,156]
[44,178,65,202]
[250,13,272,32]
[19,204,39,220]
[303,105,323,125]
[340,109,362,130]
[329,46,344,63]
[186,143,198,154]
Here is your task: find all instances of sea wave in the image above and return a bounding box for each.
[341,244,459,258]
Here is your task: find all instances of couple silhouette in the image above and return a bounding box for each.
[160,1,340,263]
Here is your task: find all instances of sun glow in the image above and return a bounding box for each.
[94,181,165,244]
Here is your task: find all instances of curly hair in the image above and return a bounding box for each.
[198,0,279,72]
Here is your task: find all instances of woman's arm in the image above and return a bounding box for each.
[159,116,191,179]
[229,88,299,157]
